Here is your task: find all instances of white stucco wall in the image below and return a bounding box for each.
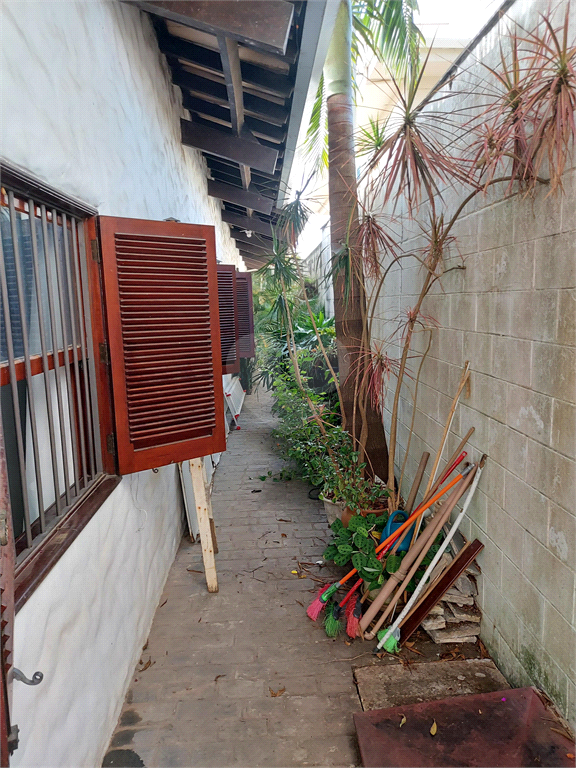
[1,1,243,764]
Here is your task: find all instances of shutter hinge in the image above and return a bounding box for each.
[8,723,19,754]
[99,341,110,365]
[90,239,101,263]
[106,433,117,456]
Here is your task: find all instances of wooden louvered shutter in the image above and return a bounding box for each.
[97,217,226,474]
[216,264,240,375]
[236,272,255,358]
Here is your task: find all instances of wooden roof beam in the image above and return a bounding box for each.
[207,180,274,215]
[181,118,277,175]
[128,1,294,55]
[221,210,275,238]
[173,70,288,126]
[157,30,293,98]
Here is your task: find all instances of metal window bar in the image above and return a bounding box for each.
[27,198,63,518]
[0,188,102,557]
[0,233,33,548]
[39,204,72,506]
[7,192,46,531]
[51,208,81,498]
[62,214,88,487]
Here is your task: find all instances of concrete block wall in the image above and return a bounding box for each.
[376,0,575,727]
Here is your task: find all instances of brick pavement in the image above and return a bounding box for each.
[104,391,367,768]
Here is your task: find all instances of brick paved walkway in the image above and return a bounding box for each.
[104,391,366,768]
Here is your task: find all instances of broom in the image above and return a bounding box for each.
[306,470,470,620]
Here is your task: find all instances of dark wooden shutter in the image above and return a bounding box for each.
[236,272,255,358]
[97,217,226,474]
[0,424,15,765]
[216,264,240,375]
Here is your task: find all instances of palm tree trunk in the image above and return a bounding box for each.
[325,0,390,482]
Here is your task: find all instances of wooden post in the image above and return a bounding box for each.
[189,458,218,593]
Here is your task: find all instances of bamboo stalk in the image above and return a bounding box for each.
[405,452,430,515]
[409,363,470,545]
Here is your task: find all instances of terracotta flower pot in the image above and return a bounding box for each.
[341,507,387,528]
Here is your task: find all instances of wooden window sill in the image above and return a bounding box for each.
[15,474,121,612]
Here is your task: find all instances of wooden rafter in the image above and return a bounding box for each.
[181,119,277,175]
[128,1,294,55]
[207,180,274,215]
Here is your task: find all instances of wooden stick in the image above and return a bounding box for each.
[410,363,470,546]
[363,469,475,638]
[399,540,483,643]
[404,452,430,515]
[189,458,218,593]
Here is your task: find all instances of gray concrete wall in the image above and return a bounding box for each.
[374,0,575,727]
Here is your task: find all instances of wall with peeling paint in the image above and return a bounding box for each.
[374,0,575,728]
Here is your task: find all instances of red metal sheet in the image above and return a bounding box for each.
[354,687,575,767]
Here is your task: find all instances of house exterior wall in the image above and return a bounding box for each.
[1,0,242,764]
[375,0,575,728]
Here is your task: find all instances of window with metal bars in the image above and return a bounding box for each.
[0,186,103,560]
[0,165,227,605]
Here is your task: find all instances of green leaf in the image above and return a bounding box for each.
[334,552,352,567]
[337,544,354,556]
[331,518,345,534]
[352,552,367,573]
[323,544,338,561]
[386,554,403,574]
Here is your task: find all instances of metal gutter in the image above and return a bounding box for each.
[277,0,340,206]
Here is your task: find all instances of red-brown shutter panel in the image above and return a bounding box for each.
[236,272,255,358]
[97,216,226,474]
[216,264,240,374]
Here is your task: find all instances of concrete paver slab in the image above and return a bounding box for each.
[104,391,365,768]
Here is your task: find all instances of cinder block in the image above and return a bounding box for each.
[510,290,559,343]
[501,556,546,641]
[493,242,534,290]
[548,501,576,565]
[485,501,523,568]
[492,336,531,388]
[557,289,576,347]
[464,332,493,376]
[450,293,477,331]
[551,399,576,459]
[505,383,552,443]
[462,249,496,294]
[532,341,575,401]
[523,531,575,619]
[534,232,576,289]
[468,371,507,423]
[504,470,549,546]
[543,601,576,681]
[526,439,575,515]
[476,292,513,336]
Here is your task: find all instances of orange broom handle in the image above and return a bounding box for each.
[338,471,468,586]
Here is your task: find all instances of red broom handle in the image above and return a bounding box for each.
[437,451,467,486]
[337,471,468,587]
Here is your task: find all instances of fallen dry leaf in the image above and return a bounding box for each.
[550,726,574,741]
[214,674,226,682]
[281,533,287,538]
[566,754,574,759]
[399,715,406,728]
[430,720,437,736]
[278,519,292,523]
[138,659,153,672]
[269,687,286,698]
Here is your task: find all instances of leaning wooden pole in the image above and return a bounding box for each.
[189,458,218,593]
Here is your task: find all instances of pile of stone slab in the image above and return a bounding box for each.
[420,572,482,643]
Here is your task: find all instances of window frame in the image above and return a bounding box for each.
[0,161,118,610]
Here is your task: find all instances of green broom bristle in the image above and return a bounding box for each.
[324,600,343,637]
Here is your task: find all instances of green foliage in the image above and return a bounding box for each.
[323,512,388,582]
